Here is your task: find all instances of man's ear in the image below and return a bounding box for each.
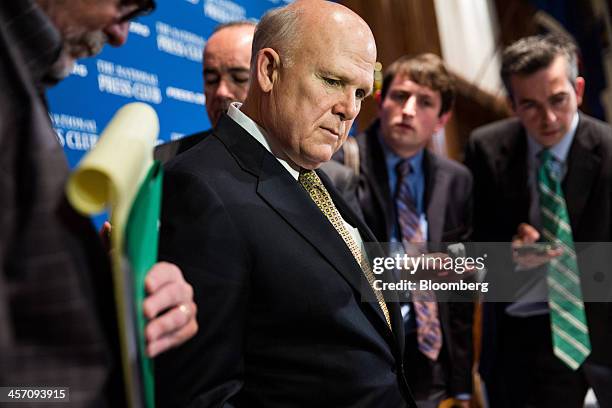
[434,110,452,132]
[507,96,518,116]
[255,48,281,93]
[575,76,585,107]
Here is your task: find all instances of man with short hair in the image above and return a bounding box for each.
[154,19,361,212]
[467,34,612,407]
[155,21,255,163]
[0,0,196,405]
[155,1,416,406]
[333,53,474,408]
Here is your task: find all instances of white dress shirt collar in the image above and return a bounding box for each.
[227,102,300,180]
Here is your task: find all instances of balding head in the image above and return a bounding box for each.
[242,0,376,169]
[250,0,374,70]
[203,22,255,127]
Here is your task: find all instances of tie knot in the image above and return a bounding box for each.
[299,168,317,181]
[538,149,564,181]
[396,159,412,178]
[538,148,553,164]
[299,169,323,189]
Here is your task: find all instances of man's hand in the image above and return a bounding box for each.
[440,397,471,408]
[421,252,477,282]
[99,221,112,252]
[143,262,198,357]
[453,399,471,408]
[512,223,562,269]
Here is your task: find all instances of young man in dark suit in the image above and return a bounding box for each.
[333,54,474,408]
[155,1,416,406]
[466,34,612,407]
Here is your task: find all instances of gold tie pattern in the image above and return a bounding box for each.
[299,170,392,330]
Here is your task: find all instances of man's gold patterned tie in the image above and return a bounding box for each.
[299,170,392,330]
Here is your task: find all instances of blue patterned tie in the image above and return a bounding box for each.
[395,160,441,360]
[396,160,423,244]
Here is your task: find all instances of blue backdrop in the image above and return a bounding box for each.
[48,0,291,169]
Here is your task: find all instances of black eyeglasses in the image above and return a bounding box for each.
[118,0,156,23]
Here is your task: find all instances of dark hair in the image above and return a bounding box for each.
[119,0,156,23]
[501,34,579,99]
[381,53,455,116]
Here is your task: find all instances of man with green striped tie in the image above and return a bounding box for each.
[466,34,612,407]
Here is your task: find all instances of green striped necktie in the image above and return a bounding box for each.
[538,149,591,370]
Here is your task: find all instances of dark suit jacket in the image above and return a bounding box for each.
[332,121,474,396]
[0,1,124,405]
[155,132,365,221]
[319,160,364,219]
[155,115,416,407]
[466,113,612,381]
[154,130,212,164]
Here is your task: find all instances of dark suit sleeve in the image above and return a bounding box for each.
[447,301,474,395]
[154,131,211,165]
[464,133,489,242]
[155,168,250,408]
[153,141,180,165]
[319,161,364,220]
[448,169,475,395]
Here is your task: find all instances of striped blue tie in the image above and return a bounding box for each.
[396,160,422,243]
[395,160,441,360]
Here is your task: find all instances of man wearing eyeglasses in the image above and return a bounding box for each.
[466,34,612,407]
[0,0,197,406]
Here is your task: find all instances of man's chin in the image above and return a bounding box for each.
[46,51,76,82]
[534,131,563,147]
[301,162,323,170]
[300,152,334,170]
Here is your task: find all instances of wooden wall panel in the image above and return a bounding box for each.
[341,0,510,160]
[340,0,443,133]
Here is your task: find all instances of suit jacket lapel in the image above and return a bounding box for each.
[498,127,530,224]
[214,116,396,341]
[423,151,449,244]
[256,154,395,338]
[214,115,266,178]
[563,114,601,233]
[322,171,404,350]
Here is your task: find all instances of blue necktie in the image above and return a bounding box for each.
[395,160,441,360]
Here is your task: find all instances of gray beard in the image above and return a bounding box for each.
[46,47,74,82]
[46,30,107,83]
[66,29,107,59]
